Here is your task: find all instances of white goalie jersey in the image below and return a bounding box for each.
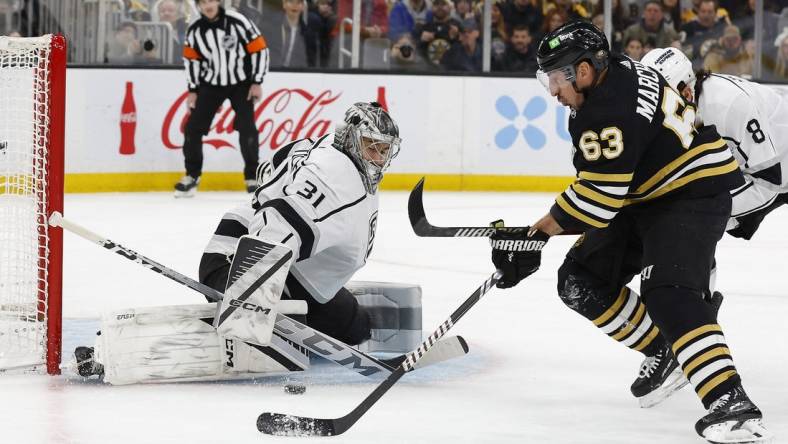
[696,74,788,223]
[202,135,379,303]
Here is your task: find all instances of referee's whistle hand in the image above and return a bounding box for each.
[248,84,262,103]
[186,92,197,109]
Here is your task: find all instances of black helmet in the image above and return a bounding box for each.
[537,20,609,75]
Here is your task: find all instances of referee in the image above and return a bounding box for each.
[175,0,270,197]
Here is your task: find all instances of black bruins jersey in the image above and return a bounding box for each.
[550,55,745,232]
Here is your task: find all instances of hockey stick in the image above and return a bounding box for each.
[409,177,580,237]
[49,212,467,379]
[408,177,529,237]
[256,270,502,437]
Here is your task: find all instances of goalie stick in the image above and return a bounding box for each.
[49,212,467,379]
[256,270,501,437]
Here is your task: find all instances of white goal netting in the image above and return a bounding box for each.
[0,35,57,372]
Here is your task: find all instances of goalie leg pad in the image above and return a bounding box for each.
[347,281,422,354]
[95,303,308,385]
[215,235,293,346]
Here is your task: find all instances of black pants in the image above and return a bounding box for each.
[557,192,741,406]
[183,82,259,180]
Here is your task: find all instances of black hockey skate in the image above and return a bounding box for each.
[174,175,200,198]
[74,346,104,378]
[631,342,688,408]
[695,386,773,443]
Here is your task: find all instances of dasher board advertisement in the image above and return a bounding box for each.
[70,69,788,192]
[66,68,582,191]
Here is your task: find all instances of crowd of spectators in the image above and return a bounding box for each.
[2,0,788,79]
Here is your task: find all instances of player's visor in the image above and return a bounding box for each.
[536,65,577,94]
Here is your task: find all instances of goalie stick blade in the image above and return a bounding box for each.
[257,413,338,437]
[408,177,528,237]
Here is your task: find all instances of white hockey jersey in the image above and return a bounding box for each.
[202,135,379,303]
[696,74,788,223]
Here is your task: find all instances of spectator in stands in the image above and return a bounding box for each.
[388,0,432,40]
[681,0,727,65]
[660,0,681,31]
[335,0,389,40]
[157,0,187,62]
[490,0,508,68]
[591,0,630,51]
[736,0,781,46]
[269,0,309,67]
[452,0,476,21]
[230,0,264,29]
[543,0,589,22]
[703,24,753,77]
[541,7,568,37]
[643,35,657,54]
[305,0,336,67]
[591,0,630,31]
[774,27,788,79]
[390,33,429,69]
[493,23,538,73]
[624,35,645,61]
[415,0,460,67]
[441,17,481,71]
[106,21,141,65]
[124,0,152,21]
[681,0,730,24]
[501,0,543,37]
[622,0,679,50]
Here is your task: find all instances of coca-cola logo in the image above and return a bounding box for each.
[120,112,136,123]
[162,88,341,151]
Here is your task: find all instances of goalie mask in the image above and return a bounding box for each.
[333,102,401,194]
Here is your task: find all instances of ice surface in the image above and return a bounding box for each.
[0,190,785,444]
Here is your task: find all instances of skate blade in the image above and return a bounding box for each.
[704,419,774,444]
[638,369,689,408]
[174,189,197,198]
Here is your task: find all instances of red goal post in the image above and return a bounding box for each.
[0,34,65,375]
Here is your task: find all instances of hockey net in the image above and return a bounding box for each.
[0,35,65,375]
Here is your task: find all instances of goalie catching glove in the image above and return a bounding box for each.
[489,220,549,289]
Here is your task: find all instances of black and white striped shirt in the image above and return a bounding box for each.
[183,7,269,91]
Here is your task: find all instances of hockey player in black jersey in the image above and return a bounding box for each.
[488,21,773,443]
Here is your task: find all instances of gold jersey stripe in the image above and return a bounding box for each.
[556,195,609,229]
[611,301,647,341]
[672,324,723,354]
[683,347,731,376]
[573,183,625,209]
[593,287,629,327]
[633,324,660,352]
[632,139,728,195]
[578,171,634,183]
[697,369,738,399]
[625,160,739,205]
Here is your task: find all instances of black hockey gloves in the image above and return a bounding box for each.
[490,223,549,289]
